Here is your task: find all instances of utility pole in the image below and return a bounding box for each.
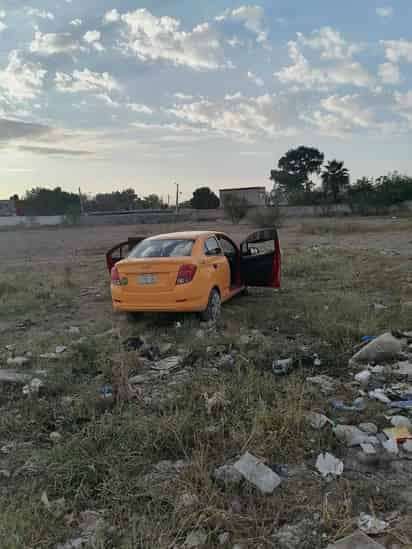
[78,187,85,215]
[175,182,179,213]
[167,194,170,208]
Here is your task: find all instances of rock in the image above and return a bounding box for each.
[306,412,330,430]
[233,452,282,494]
[315,452,344,478]
[326,530,386,548]
[358,513,389,535]
[150,356,181,372]
[6,356,30,366]
[213,464,243,488]
[218,532,230,545]
[334,425,372,447]
[390,415,412,429]
[22,378,44,396]
[306,375,336,394]
[0,369,30,384]
[354,370,371,385]
[359,423,378,434]
[351,332,403,364]
[50,431,62,444]
[184,529,207,547]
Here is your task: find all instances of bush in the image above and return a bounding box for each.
[249,206,283,228]
[222,194,249,223]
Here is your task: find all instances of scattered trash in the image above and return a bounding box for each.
[203,392,229,415]
[307,375,336,394]
[403,440,412,453]
[334,425,372,447]
[39,353,59,360]
[68,326,80,335]
[358,513,389,535]
[373,303,387,311]
[22,378,44,396]
[6,356,30,366]
[351,332,403,364]
[0,370,30,384]
[360,443,377,455]
[49,431,62,444]
[383,426,412,443]
[233,452,282,494]
[151,356,181,372]
[331,398,365,411]
[315,452,344,478]
[359,423,378,434]
[306,412,331,430]
[393,361,412,378]
[369,389,391,404]
[326,530,386,549]
[55,345,67,354]
[218,532,230,545]
[354,370,371,385]
[389,399,412,409]
[361,336,377,343]
[213,464,243,488]
[99,385,113,398]
[175,321,182,329]
[390,415,412,429]
[272,358,293,376]
[382,438,399,454]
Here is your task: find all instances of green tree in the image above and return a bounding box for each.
[270,146,324,202]
[141,194,163,209]
[321,160,350,203]
[190,187,220,209]
[86,189,138,212]
[22,187,80,216]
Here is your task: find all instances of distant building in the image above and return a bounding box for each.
[0,199,16,216]
[219,186,267,208]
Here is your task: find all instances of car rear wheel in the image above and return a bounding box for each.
[200,288,221,322]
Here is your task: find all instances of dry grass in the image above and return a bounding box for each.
[299,217,412,235]
[0,230,411,547]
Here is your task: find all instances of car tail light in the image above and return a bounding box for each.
[176,264,197,285]
[111,266,121,285]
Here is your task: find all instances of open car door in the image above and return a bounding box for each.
[106,236,146,272]
[240,228,281,288]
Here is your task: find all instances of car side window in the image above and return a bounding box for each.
[218,237,236,255]
[204,237,222,256]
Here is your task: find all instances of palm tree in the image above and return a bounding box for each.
[321,160,350,203]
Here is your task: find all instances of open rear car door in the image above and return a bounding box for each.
[106,237,146,272]
[240,228,281,288]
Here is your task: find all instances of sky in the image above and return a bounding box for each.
[0,1,412,201]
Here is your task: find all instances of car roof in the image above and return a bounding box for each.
[145,231,219,240]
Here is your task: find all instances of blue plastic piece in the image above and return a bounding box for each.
[361,336,377,343]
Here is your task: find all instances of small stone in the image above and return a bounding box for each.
[213,464,243,487]
[50,431,62,443]
[306,412,330,430]
[218,532,230,545]
[184,529,207,547]
[6,356,30,366]
[359,423,378,434]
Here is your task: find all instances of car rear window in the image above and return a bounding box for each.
[129,239,195,258]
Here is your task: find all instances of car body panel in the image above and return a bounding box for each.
[107,229,281,314]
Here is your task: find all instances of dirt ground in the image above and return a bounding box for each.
[1,216,412,549]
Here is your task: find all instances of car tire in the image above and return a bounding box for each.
[200,288,221,322]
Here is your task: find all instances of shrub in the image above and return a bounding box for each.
[249,206,283,228]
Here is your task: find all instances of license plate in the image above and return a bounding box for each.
[138,273,157,285]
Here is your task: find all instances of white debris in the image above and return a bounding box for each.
[354,370,371,385]
[6,356,30,366]
[358,513,389,535]
[394,361,412,378]
[306,412,330,430]
[402,440,412,453]
[360,443,377,455]
[382,438,399,454]
[351,332,403,364]
[50,432,62,443]
[233,452,282,494]
[390,415,412,429]
[306,375,336,394]
[68,326,80,335]
[22,378,44,396]
[39,353,59,360]
[55,346,67,354]
[369,388,391,404]
[334,425,372,447]
[315,452,344,478]
[359,423,378,434]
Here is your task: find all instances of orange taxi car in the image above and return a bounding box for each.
[106,229,281,321]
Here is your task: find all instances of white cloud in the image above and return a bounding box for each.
[174,93,194,100]
[127,103,154,114]
[378,62,400,84]
[376,7,393,17]
[247,71,264,87]
[83,30,104,51]
[0,50,46,103]
[0,10,6,18]
[322,94,376,128]
[394,90,412,125]
[167,93,300,140]
[0,21,6,32]
[26,8,55,20]
[104,9,120,23]
[55,69,119,93]
[381,39,412,63]
[70,19,83,27]
[95,93,119,108]
[226,37,243,48]
[30,32,81,56]
[231,5,268,43]
[275,31,374,90]
[119,9,225,70]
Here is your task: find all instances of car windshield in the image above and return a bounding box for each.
[129,239,194,258]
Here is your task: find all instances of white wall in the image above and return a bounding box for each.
[0,215,64,227]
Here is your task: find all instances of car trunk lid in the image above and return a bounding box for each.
[116,258,188,293]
